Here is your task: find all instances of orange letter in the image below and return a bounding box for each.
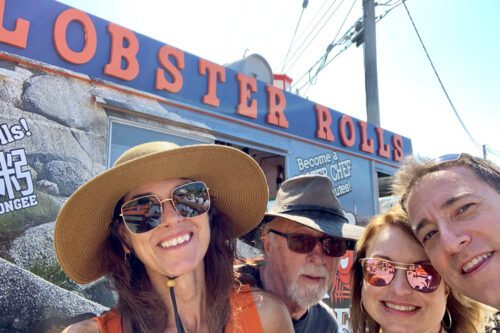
[315,104,334,141]
[339,115,355,147]
[199,59,225,107]
[266,85,289,128]
[392,135,403,162]
[375,127,390,158]
[53,9,97,64]
[155,45,184,93]
[104,23,139,81]
[236,73,257,118]
[0,0,29,48]
[358,120,374,153]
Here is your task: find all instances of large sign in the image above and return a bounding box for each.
[0,0,411,166]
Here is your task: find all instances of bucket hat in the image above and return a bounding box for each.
[54,141,269,284]
[241,174,365,248]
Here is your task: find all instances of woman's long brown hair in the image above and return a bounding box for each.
[102,201,236,333]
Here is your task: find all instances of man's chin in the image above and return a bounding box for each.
[287,282,329,308]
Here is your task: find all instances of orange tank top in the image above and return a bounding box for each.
[92,284,263,333]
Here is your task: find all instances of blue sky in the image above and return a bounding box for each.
[57,0,500,164]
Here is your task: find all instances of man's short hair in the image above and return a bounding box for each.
[392,153,500,213]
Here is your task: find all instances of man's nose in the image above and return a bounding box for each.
[439,224,470,255]
[307,241,326,264]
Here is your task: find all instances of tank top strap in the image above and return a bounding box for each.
[225,284,264,333]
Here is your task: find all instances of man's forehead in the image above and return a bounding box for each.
[414,166,481,194]
[409,167,480,217]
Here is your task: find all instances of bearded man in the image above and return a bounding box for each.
[241,174,364,332]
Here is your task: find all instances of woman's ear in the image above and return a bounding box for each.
[119,225,133,252]
[444,282,451,297]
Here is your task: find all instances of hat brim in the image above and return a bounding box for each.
[240,212,365,250]
[55,144,268,284]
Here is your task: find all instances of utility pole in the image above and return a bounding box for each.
[362,0,380,126]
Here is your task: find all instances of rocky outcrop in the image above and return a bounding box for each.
[9,222,58,269]
[0,258,108,332]
[8,222,117,309]
[0,56,119,326]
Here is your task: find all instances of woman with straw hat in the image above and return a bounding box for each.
[57,141,293,333]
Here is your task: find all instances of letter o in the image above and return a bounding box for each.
[339,115,356,147]
[53,9,97,64]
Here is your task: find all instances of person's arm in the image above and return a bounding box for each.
[253,290,293,333]
[61,319,100,333]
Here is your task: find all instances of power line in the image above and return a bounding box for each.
[283,0,346,74]
[292,0,332,54]
[402,0,481,149]
[292,0,401,92]
[311,0,358,84]
[281,0,309,72]
[293,15,361,91]
[280,0,336,71]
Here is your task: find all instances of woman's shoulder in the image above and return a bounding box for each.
[61,319,100,333]
[251,288,293,333]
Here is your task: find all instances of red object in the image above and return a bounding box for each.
[273,74,293,92]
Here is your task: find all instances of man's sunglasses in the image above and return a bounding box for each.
[120,181,210,234]
[360,258,441,293]
[268,229,349,257]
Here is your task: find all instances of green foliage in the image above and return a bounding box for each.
[0,191,60,235]
[29,260,78,292]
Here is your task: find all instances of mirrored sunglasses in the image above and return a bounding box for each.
[120,181,210,234]
[268,229,349,257]
[360,258,441,293]
[432,153,461,164]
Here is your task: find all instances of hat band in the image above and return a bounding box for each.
[274,204,348,222]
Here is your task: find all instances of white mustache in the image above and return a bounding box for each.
[296,264,329,279]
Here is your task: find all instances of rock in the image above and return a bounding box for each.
[21,74,107,133]
[9,222,58,269]
[44,159,91,196]
[0,63,33,108]
[35,180,59,196]
[0,103,94,172]
[8,222,117,308]
[0,258,108,331]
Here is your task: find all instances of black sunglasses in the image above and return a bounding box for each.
[268,229,349,257]
[120,181,210,234]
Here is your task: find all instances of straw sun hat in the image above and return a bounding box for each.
[54,141,269,284]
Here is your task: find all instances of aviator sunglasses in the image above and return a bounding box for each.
[120,181,210,234]
[268,229,349,257]
[360,258,441,293]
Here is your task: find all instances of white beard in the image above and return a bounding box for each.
[286,264,331,308]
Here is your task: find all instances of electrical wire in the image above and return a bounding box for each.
[280,0,336,71]
[293,13,362,92]
[280,0,341,74]
[281,0,309,72]
[485,145,500,159]
[311,0,358,85]
[402,0,481,149]
[217,2,249,62]
[376,0,403,22]
[283,0,346,74]
[292,0,332,53]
